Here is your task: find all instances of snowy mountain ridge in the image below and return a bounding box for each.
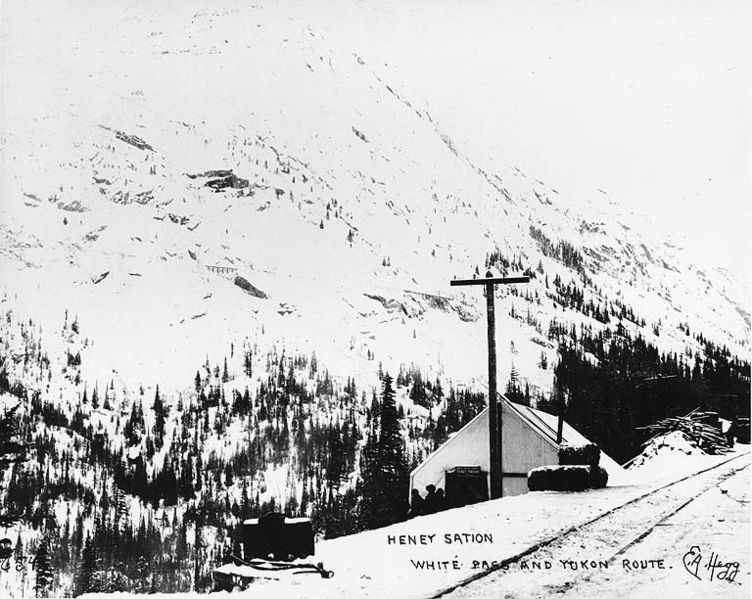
[1,1,747,397]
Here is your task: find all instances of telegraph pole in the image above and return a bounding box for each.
[450,272,530,499]
[556,389,567,444]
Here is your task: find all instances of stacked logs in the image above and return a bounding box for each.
[637,409,732,455]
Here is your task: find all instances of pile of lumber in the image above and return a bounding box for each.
[637,409,731,455]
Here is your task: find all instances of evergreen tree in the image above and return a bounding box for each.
[152,386,166,449]
[124,400,145,446]
[14,533,27,591]
[114,485,130,535]
[506,364,525,404]
[358,374,408,529]
[136,555,149,593]
[408,374,429,408]
[76,534,97,596]
[34,539,53,598]
[0,404,25,526]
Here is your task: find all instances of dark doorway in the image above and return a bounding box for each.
[445,467,489,508]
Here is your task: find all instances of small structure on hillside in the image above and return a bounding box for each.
[409,395,625,506]
[206,264,238,276]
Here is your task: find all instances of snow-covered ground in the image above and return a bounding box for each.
[438,450,751,599]
[555,461,750,598]
[626,430,727,484]
[78,444,749,599]
[278,448,751,599]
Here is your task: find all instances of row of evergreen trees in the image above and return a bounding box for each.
[542,325,750,463]
[528,225,587,278]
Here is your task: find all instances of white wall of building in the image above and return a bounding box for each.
[409,409,490,496]
[409,402,560,499]
[409,400,625,500]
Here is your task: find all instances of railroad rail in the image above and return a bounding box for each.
[430,451,750,598]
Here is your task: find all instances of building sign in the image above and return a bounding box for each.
[449,466,483,476]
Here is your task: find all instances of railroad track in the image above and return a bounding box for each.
[428,451,750,599]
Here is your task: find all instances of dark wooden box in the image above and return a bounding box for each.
[242,513,315,560]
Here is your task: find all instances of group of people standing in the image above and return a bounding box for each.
[408,484,447,518]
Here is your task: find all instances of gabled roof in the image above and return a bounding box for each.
[409,394,625,481]
[502,395,625,476]
[505,397,580,448]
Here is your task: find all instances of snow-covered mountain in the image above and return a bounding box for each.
[1,2,747,393]
[0,1,748,596]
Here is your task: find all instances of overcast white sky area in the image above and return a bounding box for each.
[315,0,751,283]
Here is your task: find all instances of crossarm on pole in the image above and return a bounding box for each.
[450,276,530,287]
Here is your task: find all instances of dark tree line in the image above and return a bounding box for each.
[0,360,27,528]
[529,225,588,279]
[542,326,750,463]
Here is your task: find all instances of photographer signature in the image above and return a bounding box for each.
[682,546,740,583]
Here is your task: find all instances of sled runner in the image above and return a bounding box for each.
[212,556,333,591]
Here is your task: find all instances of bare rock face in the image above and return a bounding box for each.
[186,170,234,180]
[363,293,409,315]
[205,173,249,190]
[114,130,154,151]
[91,271,110,284]
[186,170,249,190]
[234,276,268,299]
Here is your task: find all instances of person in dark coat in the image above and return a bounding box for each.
[408,489,425,518]
[424,484,438,514]
[434,488,446,513]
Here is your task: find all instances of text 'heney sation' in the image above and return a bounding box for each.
[387,533,494,545]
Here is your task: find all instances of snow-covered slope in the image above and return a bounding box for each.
[1,1,747,397]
